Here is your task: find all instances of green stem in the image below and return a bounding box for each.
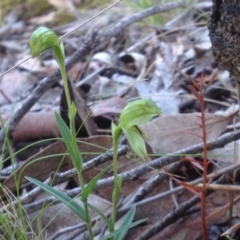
[78,174,94,240]
[53,44,94,239]
[52,45,72,112]
[111,137,120,228]
[69,111,94,238]
[226,235,235,240]
[30,27,94,238]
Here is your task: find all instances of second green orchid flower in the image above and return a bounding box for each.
[112,99,161,159]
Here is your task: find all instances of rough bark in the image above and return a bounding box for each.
[208,0,240,81]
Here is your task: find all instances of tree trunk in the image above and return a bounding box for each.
[208,0,240,82]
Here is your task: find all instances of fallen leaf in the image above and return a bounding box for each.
[29,193,112,239]
[1,141,70,197]
[91,97,127,117]
[208,140,240,163]
[142,113,232,154]
[17,57,56,74]
[0,70,35,105]
[60,79,97,137]
[1,110,59,141]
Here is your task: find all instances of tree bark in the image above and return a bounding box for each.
[208,0,240,82]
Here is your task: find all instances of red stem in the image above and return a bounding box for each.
[199,87,208,240]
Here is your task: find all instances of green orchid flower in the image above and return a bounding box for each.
[111,99,161,227]
[119,99,161,128]
[117,99,161,159]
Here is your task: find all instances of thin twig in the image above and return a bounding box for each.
[135,172,233,240]
[41,162,240,240]
[11,131,240,215]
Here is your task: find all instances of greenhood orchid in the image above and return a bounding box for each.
[111,98,161,226]
[112,99,161,160]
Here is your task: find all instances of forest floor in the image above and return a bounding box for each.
[0,1,239,240]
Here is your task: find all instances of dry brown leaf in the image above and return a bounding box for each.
[125,181,176,240]
[29,193,112,239]
[1,141,70,197]
[67,62,84,80]
[1,110,59,141]
[17,57,56,74]
[152,192,240,240]
[0,70,35,105]
[151,206,228,240]
[91,97,127,117]
[60,79,97,137]
[208,140,240,163]
[29,12,56,25]
[142,113,232,154]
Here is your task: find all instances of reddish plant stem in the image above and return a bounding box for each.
[198,82,208,240]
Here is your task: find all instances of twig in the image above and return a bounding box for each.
[93,129,240,184]
[169,177,179,208]
[1,142,128,213]
[123,160,240,208]
[135,172,232,240]
[194,183,240,191]
[48,224,86,240]
[16,135,240,216]
[45,162,240,240]
[48,128,240,194]
[5,127,240,214]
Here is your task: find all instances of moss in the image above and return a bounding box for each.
[51,11,75,26]
[78,0,113,9]
[0,0,52,20]
[123,0,182,26]
[21,0,52,19]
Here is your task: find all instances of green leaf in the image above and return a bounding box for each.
[112,177,123,208]
[26,177,86,222]
[101,218,147,240]
[123,126,147,160]
[111,121,117,139]
[68,103,77,122]
[87,202,114,232]
[114,206,137,240]
[82,165,112,201]
[55,111,83,171]
[119,99,160,129]
[111,122,122,142]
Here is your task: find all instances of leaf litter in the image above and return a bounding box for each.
[0,0,240,239]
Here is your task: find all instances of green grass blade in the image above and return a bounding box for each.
[87,202,113,231]
[26,177,86,222]
[114,205,136,240]
[54,111,83,171]
[82,164,112,201]
[101,218,147,240]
